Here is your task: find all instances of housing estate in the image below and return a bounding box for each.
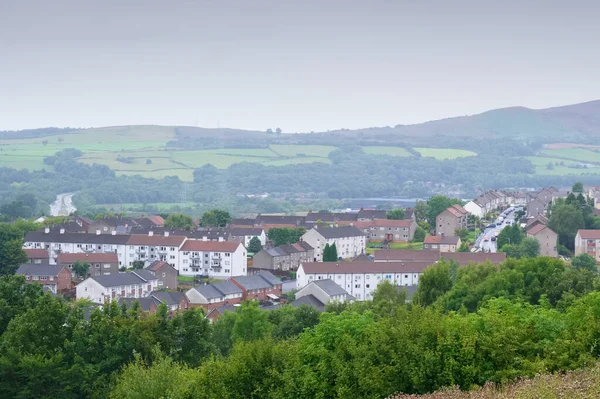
[16,264,72,293]
[373,249,506,265]
[228,227,266,247]
[301,225,366,261]
[76,270,160,304]
[574,230,600,261]
[252,241,314,271]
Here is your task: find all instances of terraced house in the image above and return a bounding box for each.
[301,225,367,261]
[252,241,314,271]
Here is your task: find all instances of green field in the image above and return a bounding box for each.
[415,148,477,159]
[526,156,600,176]
[541,147,600,163]
[362,146,412,157]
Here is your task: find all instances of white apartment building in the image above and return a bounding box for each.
[179,241,247,278]
[126,233,186,269]
[296,261,431,301]
[301,226,366,261]
[574,230,600,261]
[76,270,160,304]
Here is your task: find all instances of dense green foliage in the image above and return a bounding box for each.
[548,195,600,251]
[199,209,231,227]
[164,213,194,230]
[386,208,405,220]
[247,236,262,253]
[0,221,40,275]
[72,260,90,279]
[267,227,306,247]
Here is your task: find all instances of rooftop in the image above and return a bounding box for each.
[57,252,118,264]
[312,225,366,239]
[577,229,600,239]
[90,270,158,288]
[181,240,242,252]
[16,263,67,276]
[300,261,435,274]
[127,235,187,247]
[312,279,348,296]
[24,248,49,259]
[424,235,460,245]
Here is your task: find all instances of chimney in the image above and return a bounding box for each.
[111,230,116,236]
[60,228,65,234]
[96,229,101,235]
[164,231,170,237]
[44,227,50,234]
[149,231,154,236]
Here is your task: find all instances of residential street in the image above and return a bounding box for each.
[474,208,518,253]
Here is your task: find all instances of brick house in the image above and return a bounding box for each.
[145,261,178,290]
[229,270,282,301]
[75,270,160,304]
[185,281,243,310]
[16,264,72,293]
[435,204,468,237]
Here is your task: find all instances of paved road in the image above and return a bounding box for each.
[474,208,519,253]
[50,193,76,216]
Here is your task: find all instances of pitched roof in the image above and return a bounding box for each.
[90,270,157,288]
[146,261,172,272]
[57,253,118,264]
[257,270,280,286]
[16,264,67,276]
[181,240,242,252]
[444,204,468,218]
[354,219,414,229]
[25,231,131,245]
[373,249,440,262]
[312,279,348,296]
[24,249,49,259]
[300,261,434,274]
[231,218,256,226]
[147,215,165,226]
[312,225,366,239]
[127,235,187,247]
[305,212,358,223]
[424,235,460,245]
[352,254,373,262]
[291,295,325,312]
[212,281,244,295]
[256,215,306,225]
[118,297,156,312]
[229,227,264,236]
[440,252,506,265]
[357,209,387,219]
[527,224,553,236]
[577,229,600,239]
[230,273,275,290]
[191,280,243,299]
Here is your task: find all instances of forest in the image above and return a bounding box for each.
[2,255,600,398]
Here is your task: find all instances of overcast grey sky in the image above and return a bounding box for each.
[1,0,599,132]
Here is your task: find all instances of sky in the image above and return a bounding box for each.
[1,0,599,132]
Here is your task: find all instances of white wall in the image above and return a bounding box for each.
[464,201,484,218]
[179,245,247,278]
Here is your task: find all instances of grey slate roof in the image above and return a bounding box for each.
[313,279,348,296]
[25,231,131,245]
[16,263,66,276]
[232,274,273,290]
[229,227,263,236]
[91,270,157,288]
[257,270,280,286]
[150,291,186,306]
[212,281,244,295]
[291,295,326,312]
[313,225,366,239]
[118,297,156,311]
[193,281,242,299]
[193,284,224,299]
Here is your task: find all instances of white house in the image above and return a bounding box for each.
[179,241,247,278]
[295,279,353,306]
[228,227,266,248]
[76,270,160,304]
[296,261,432,301]
[575,230,600,261]
[301,225,366,261]
[126,233,186,269]
[464,200,485,218]
[185,281,243,308]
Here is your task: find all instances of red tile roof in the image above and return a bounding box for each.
[527,224,553,236]
[147,215,165,226]
[577,230,600,239]
[181,240,242,252]
[445,204,468,218]
[127,235,187,246]
[57,253,118,263]
[147,261,171,272]
[24,249,49,259]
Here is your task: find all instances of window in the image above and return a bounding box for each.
[385,274,392,279]
[366,284,370,288]
[40,276,48,281]
[183,259,188,264]
[169,255,175,260]
[95,264,100,268]
[404,275,408,278]
[354,284,360,288]
[366,275,370,280]
[170,247,175,251]
[183,252,189,255]
[162,272,166,277]
[225,253,231,257]
[337,275,342,279]
[225,269,230,273]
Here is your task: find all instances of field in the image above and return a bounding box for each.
[526,156,600,176]
[541,147,600,163]
[362,146,412,157]
[415,148,477,159]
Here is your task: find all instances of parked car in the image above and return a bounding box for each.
[487,224,496,229]
[491,236,497,241]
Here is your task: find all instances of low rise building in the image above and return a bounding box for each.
[423,235,461,252]
[126,233,187,269]
[185,281,243,310]
[230,270,282,301]
[354,219,417,242]
[252,241,314,271]
[23,248,50,264]
[16,264,72,293]
[76,270,160,304]
[118,291,188,313]
[294,279,353,310]
[526,224,558,258]
[301,226,366,261]
[57,252,119,277]
[575,230,600,261]
[145,261,178,290]
[228,227,266,247]
[179,241,247,278]
[435,204,468,237]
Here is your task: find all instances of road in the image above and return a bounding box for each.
[50,193,76,216]
[474,207,519,253]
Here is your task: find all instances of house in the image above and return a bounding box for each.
[526,225,558,257]
[423,235,461,252]
[145,261,178,290]
[296,261,433,301]
[575,230,600,261]
[526,198,547,218]
[252,241,314,271]
[295,279,353,309]
[230,270,282,301]
[16,264,72,293]
[524,215,550,232]
[23,229,131,266]
[185,280,243,310]
[179,241,247,278]
[354,219,417,242]
[24,248,50,264]
[205,304,239,323]
[57,252,119,277]
[76,270,160,304]
[228,227,266,247]
[373,249,506,265]
[464,200,485,218]
[255,214,306,227]
[126,233,187,268]
[435,204,468,237]
[305,212,358,225]
[118,291,188,313]
[290,295,327,312]
[357,208,387,221]
[301,225,366,261]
